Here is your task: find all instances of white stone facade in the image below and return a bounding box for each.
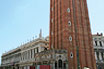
[1,33,49,69]
[20,37,49,66]
[93,33,104,69]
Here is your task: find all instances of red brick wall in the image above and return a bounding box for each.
[49,0,96,69]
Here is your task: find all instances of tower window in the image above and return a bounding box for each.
[51,19,53,23]
[67,8,70,13]
[51,32,53,35]
[51,45,54,49]
[51,7,53,11]
[68,21,71,26]
[70,52,73,58]
[69,36,72,41]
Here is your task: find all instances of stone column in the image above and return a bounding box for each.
[30,50,31,59]
[102,41,104,46]
[95,52,97,60]
[35,48,37,53]
[99,52,102,61]
[98,41,100,46]
[93,41,95,46]
[52,62,55,69]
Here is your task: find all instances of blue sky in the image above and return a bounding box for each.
[0,0,104,64]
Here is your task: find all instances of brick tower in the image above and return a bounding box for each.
[49,0,96,69]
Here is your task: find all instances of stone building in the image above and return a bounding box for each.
[93,33,104,69]
[0,30,50,69]
[0,30,68,69]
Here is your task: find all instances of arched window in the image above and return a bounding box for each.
[58,59,63,68]
[44,48,47,51]
[55,61,57,69]
[68,21,71,26]
[67,8,70,13]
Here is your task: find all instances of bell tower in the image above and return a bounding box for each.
[49,0,96,69]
